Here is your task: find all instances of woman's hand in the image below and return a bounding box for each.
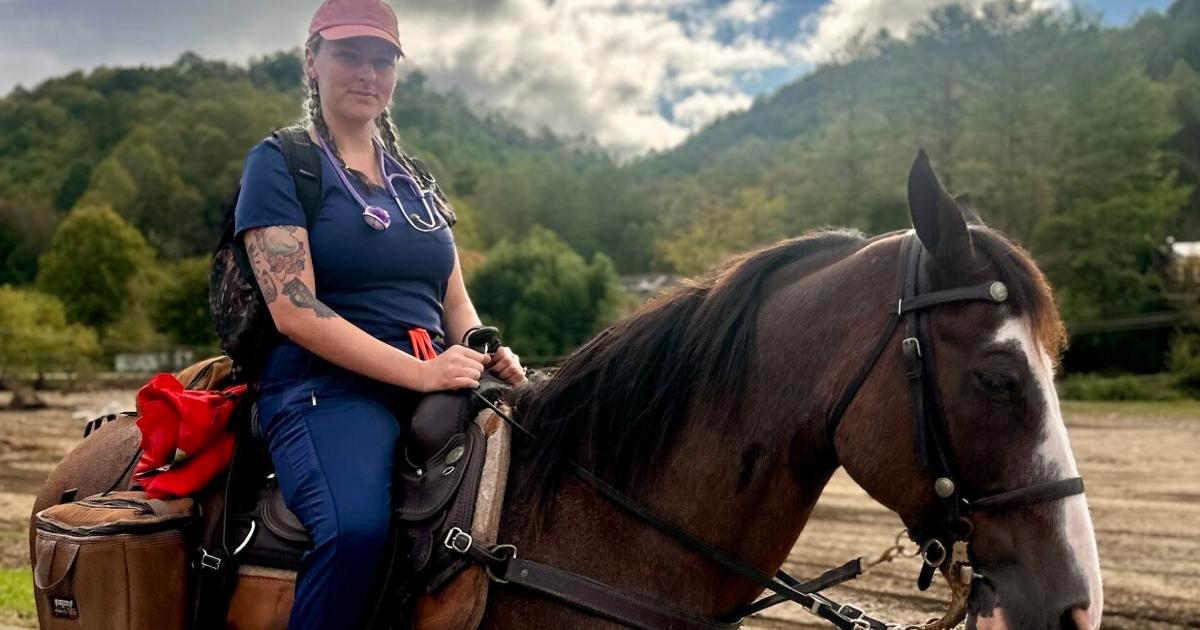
[487,346,527,386]
[418,345,488,392]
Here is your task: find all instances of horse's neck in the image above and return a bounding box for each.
[485,241,898,625]
[491,413,839,625]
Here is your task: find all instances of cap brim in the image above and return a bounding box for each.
[319,25,404,57]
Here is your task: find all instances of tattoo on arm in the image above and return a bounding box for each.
[245,226,335,318]
[282,279,337,318]
[246,241,278,304]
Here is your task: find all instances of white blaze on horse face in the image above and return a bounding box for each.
[993,318,1103,630]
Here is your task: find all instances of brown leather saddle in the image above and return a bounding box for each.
[191,374,513,630]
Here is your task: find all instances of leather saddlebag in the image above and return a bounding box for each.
[33,491,195,630]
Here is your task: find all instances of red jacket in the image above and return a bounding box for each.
[134,373,247,499]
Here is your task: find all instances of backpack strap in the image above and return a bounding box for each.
[271,126,323,226]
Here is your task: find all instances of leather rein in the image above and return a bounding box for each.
[451,232,1086,630]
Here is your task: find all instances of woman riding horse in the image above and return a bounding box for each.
[233,0,526,627]
[33,155,1103,630]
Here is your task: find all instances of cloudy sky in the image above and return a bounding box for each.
[0,0,1173,156]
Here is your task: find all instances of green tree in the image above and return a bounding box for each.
[657,187,788,275]
[37,205,154,327]
[468,227,623,358]
[101,266,171,352]
[0,286,99,383]
[0,200,59,284]
[74,157,138,212]
[155,257,217,347]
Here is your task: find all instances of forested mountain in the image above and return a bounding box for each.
[632,0,1200,372]
[1,0,1198,376]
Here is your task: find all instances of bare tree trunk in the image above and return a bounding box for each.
[8,384,47,410]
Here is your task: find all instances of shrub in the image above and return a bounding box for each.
[0,285,100,383]
[1056,373,1186,401]
[36,205,153,327]
[468,227,624,359]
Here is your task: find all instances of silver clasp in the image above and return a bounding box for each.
[443,527,473,553]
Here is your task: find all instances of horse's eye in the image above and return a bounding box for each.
[972,368,1021,399]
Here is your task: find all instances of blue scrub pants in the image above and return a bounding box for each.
[256,347,418,630]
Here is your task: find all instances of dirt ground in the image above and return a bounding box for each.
[0,391,1196,629]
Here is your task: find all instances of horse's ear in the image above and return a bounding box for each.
[907,149,971,262]
[954,194,985,226]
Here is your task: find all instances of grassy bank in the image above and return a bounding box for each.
[0,568,34,628]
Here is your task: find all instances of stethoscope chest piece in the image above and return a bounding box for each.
[362,205,392,231]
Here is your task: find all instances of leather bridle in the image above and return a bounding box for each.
[826,232,1085,593]
[451,231,1086,630]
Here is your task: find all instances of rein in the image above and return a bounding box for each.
[455,232,1085,630]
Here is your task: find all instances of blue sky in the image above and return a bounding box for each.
[0,0,1175,156]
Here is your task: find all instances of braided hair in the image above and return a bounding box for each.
[303,33,454,224]
[303,36,347,170]
[375,105,403,160]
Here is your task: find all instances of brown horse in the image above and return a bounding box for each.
[32,153,1101,629]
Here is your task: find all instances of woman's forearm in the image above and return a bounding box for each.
[279,313,427,390]
[244,225,427,390]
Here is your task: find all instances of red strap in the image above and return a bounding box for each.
[424,328,439,357]
[408,328,436,361]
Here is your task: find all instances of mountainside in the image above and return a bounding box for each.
[642,0,1199,220]
[2,0,1199,374]
[0,50,571,260]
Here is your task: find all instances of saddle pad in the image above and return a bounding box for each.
[467,408,511,546]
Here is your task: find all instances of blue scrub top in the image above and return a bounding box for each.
[234,136,457,383]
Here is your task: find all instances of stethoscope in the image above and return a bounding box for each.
[315,132,446,233]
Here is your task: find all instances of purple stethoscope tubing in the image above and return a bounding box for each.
[315,132,445,232]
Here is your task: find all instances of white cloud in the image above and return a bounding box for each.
[1,0,1090,157]
[716,0,778,24]
[671,90,753,128]
[383,0,800,157]
[797,0,1071,63]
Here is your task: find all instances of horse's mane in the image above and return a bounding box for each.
[968,227,1067,361]
[513,229,867,499]
[512,226,1065,502]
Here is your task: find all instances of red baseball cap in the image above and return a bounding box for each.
[309,0,405,57]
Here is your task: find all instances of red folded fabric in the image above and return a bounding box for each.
[133,373,248,499]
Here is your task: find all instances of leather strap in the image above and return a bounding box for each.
[899,282,1006,313]
[826,314,899,441]
[497,557,740,630]
[33,538,81,591]
[726,562,870,619]
[446,458,874,629]
[968,477,1084,511]
[568,464,868,625]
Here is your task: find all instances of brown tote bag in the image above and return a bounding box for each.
[33,491,195,630]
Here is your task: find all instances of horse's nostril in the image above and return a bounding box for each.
[1061,607,1091,630]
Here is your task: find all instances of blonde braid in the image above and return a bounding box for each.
[377,106,456,225]
[306,75,346,170]
[376,107,403,160]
